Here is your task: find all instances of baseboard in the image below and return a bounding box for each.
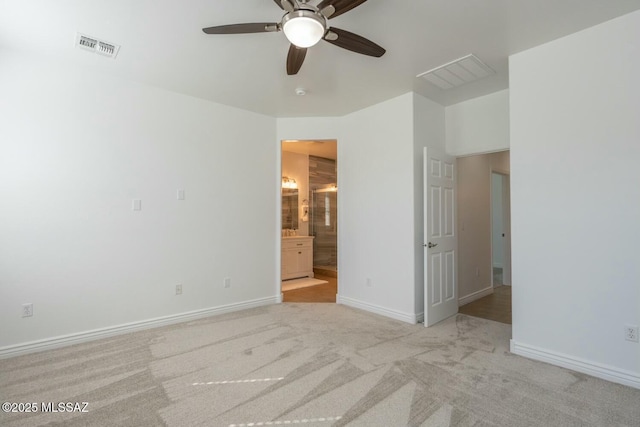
[0,296,279,359]
[510,340,640,389]
[337,295,419,324]
[458,286,493,306]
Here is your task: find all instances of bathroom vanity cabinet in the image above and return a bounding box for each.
[282,236,314,280]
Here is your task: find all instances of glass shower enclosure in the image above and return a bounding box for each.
[310,186,338,272]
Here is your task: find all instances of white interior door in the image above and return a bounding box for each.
[424,147,458,327]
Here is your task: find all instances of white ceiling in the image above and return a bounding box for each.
[1,0,639,118]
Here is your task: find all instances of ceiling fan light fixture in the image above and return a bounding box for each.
[202,0,384,76]
[282,10,326,48]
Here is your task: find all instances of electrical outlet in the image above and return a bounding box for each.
[224,277,231,288]
[22,303,33,317]
[625,325,639,342]
[366,278,372,287]
[175,284,182,295]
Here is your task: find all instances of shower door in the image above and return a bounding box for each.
[311,188,338,271]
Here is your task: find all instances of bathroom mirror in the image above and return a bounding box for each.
[282,189,298,230]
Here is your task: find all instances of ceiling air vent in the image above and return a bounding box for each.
[417,54,495,90]
[75,33,120,59]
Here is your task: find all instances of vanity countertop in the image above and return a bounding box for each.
[282,235,314,240]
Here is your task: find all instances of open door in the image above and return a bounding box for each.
[424,147,458,326]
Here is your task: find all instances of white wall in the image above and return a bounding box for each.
[510,11,640,388]
[0,51,278,353]
[339,93,418,321]
[277,117,340,142]
[278,95,423,322]
[446,89,510,156]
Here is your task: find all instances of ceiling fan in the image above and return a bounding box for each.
[202,0,386,75]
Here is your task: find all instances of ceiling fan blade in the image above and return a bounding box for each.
[324,27,385,57]
[284,0,297,12]
[202,23,279,35]
[318,0,368,19]
[273,0,295,12]
[287,44,307,75]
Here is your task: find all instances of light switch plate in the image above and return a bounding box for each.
[177,189,185,200]
[132,199,142,211]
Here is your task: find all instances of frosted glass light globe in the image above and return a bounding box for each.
[282,12,325,48]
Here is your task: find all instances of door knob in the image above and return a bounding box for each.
[426,242,438,248]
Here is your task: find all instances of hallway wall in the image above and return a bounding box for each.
[446,90,510,156]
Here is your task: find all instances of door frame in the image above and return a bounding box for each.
[279,139,339,301]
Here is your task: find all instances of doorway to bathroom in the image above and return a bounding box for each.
[281,140,338,303]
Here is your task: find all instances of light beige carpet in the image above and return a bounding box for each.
[1,304,639,426]
[281,278,329,292]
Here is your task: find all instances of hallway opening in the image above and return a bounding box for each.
[457,151,511,324]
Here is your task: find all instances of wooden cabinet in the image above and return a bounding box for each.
[282,236,314,280]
